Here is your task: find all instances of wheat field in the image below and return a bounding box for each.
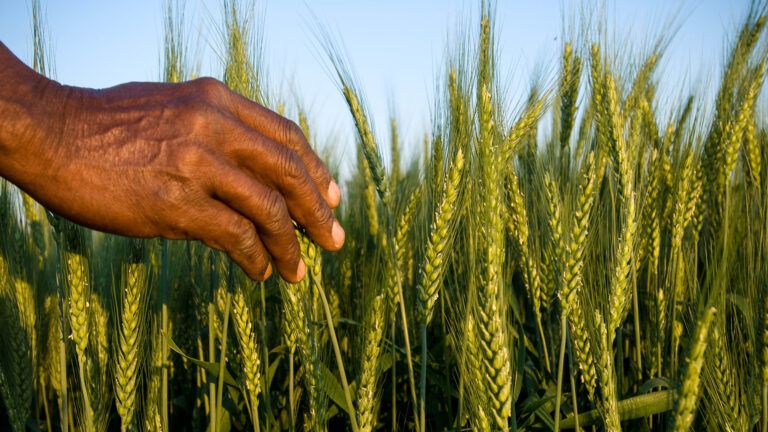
[1,1,768,431]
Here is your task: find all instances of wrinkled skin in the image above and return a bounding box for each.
[0,42,344,282]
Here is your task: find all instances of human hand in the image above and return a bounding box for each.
[0,58,343,282]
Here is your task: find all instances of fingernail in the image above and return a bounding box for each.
[295,260,307,281]
[331,220,345,249]
[262,263,273,280]
[327,180,341,206]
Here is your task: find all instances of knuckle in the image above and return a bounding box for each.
[278,150,305,182]
[312,200,334,227]
[262,190,290,230]
[193,76,226,99]
[229,217,254,241]
[278,118,305,147]
[231,220,261,257]
[278,119,329,183]
[222,220,269,279]
[238,236,263,262]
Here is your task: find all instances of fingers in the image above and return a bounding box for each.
[193,200,273,281]
[226,92,341,208]
[205,157,309,283]
[182,79,345,281]
[229,131,345,252]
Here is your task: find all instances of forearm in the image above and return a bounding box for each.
[0,42,67,192]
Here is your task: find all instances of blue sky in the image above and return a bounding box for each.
[0,1,755,176]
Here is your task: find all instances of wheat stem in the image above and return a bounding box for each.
[554,315,568,432]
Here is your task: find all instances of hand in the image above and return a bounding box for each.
[0,45,343,282]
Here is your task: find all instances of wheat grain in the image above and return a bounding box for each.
[231,277,262,426]
[596,314,620,432]
[671,306,716,432]
[387,187,421,310]
[116,259,148,431]
[418,148,464,326]
[474,82,513,429]
[560,153,600,401]
[559,42,582,155]
[343,86,390,206]
[357,293,385,432]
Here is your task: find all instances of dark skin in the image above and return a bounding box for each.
[0,42,344,282]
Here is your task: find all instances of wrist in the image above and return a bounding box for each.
[0,43,73,192]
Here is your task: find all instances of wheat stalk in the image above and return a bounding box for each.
[61,247,96,431]
[357,293,385,432]
[300,234,359,432]
[462,312,493,431]
[542,174,564,310]
[343,86,390,206]
[231,277,262,428]
[281,276,324,431]
[559,42,582,155]
[474,83,513,429]
[607,135,637,338]
[387,186,421,310]
[89,291,111,430]
[0,257,33,432]
[708,323,744,430]
[361,153,380,239]
[560,153,600,401]
[418,148,464,326]
[116,258,148,431]
[671,306,716,432]
[596,313,620,432]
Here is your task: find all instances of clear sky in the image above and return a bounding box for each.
[0,0,755,176]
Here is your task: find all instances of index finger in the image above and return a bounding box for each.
[226,92,341,208]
